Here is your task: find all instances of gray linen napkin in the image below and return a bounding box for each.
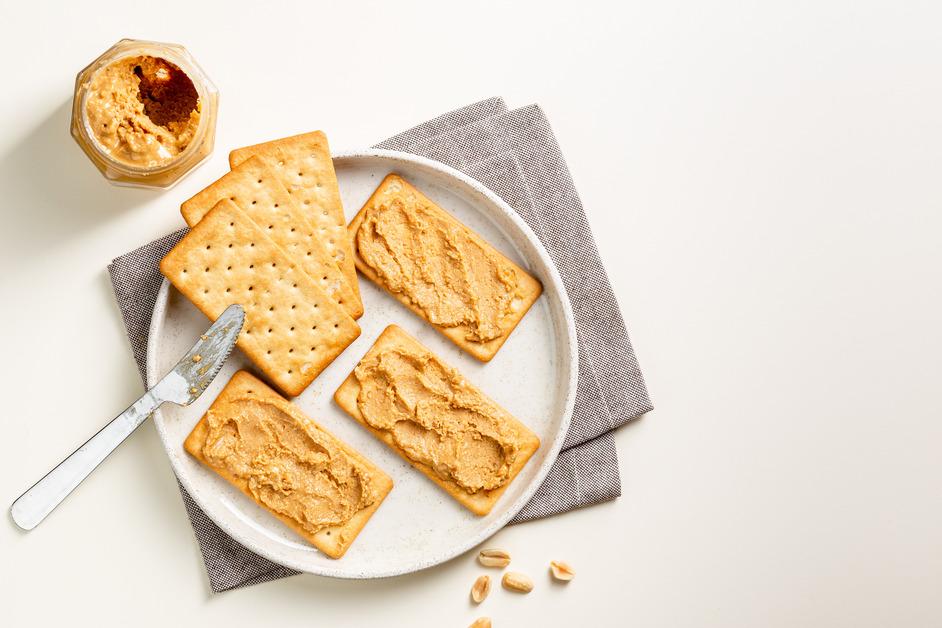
[108,97,651,592]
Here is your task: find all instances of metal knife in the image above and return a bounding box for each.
[10,304,245,531]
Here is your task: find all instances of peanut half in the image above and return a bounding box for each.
[501,571,534,593]
[471,575,491,603]
[550,560,575,582]
[477,548,511,568]
[469,618,492,628]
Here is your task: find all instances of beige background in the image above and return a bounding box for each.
[2,1,941,626]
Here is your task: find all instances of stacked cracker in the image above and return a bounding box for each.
[162,132,358,397]
[162,132,394,558]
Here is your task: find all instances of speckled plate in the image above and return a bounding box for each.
[146,149,577,578]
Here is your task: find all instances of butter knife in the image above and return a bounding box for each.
[10,304,245,531]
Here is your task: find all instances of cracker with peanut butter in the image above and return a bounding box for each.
[229,131,362,312]
[348,174,542,362]
[180,155,362,319]
[185,370,393,558]
[160,200,360,397]
[334,325,540,516]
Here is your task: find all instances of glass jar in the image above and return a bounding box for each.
[70,39,219,189]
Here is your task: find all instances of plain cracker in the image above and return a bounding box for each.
[160,200,360,397]
[334,325,540,516]
[229,131,361,310]
[180,155,362,319]
[347,174,543,362]
[184,370,393,558]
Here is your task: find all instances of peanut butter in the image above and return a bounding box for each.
[84,55,200,168]
[200,396,376,535]
[355,179,520,343]
[354,345,521,493]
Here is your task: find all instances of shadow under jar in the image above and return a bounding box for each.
[71,39,219,189]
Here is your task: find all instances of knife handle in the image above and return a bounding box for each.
[10,389,164,530]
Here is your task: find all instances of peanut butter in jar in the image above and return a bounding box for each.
[71,39,218,189]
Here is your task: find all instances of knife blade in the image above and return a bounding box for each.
[10,304,245,531]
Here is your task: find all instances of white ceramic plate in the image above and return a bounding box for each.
[146,149,577,578]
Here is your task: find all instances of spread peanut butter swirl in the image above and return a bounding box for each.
[201,397,376,535]
[355,187,520,343]
[354,347,521,493]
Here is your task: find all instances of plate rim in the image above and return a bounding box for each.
[146,147,578,579]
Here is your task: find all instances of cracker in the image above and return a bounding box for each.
[347,174,542,362]
[334,325,540,516]
[180,155,362,319]
[185,371,393,558]
[160,199,360,396]
[229,131,361,311]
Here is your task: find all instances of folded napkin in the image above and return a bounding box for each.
[108,98,651,592]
